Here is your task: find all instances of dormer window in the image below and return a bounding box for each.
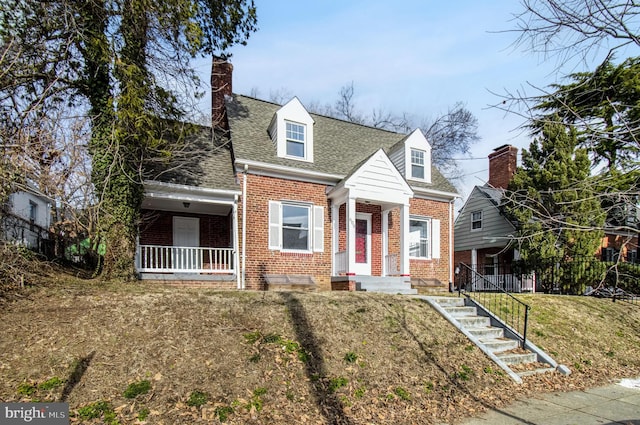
[389,129,431,183]
[411,149,425,179]
[286,121,306,158]
[268,97,315,163]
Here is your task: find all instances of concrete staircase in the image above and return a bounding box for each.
[355,276,418,295]
[422,296,565,383]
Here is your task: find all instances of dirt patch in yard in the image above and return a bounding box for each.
[1,280,639,424]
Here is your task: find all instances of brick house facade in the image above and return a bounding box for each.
[137,57,459,291]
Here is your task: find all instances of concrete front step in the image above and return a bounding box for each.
[456,315,491,328]
[481,338,519,353]
[467,327,504,339]
[496,352,537,365]
[517,367,557,377]
[442,306,477,317]
[428,296,465,307]
[355,277,418,295]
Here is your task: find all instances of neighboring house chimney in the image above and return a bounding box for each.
[211,56,233,129]
[487,144,518,189]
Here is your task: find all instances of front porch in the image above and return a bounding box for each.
[137,181,240,287]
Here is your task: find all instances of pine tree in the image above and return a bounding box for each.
[506,120,605,293]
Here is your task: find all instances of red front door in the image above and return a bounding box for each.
[356,219,368,264]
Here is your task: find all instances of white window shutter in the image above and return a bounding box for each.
[313,206,324,252]
[268,201,281,250]
[431,219,441,259]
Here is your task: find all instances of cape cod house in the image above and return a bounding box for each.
[137,57,459,291]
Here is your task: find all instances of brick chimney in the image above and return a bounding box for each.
[487,144,518,189]
[211,56,233,129]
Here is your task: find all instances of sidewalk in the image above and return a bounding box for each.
[457,379,640,425]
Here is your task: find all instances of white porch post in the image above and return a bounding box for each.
[233,196,241,289]
[382,210,389,276]
[346,196,356,275]
[471,248,477,271]
[331,202,340,276]
[400,203,411,276]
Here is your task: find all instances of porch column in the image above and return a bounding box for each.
[233,196,241,289]
[400,203,410,276]
[346,196,356,275]
[331,202,340,275]
[381,210,389,276]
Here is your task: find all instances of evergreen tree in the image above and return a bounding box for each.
[506,120,605,293]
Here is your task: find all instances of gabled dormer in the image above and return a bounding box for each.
[388,129,432,184]
[267,97,315,162]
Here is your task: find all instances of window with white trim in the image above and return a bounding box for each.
[471,210,482,230]
[409,217,430,258]
[282,204,310,250]
[269,201,324,252]
[285,121,306,159]
[410,149,425,179]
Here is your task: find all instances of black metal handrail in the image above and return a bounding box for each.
[456,263,530,349]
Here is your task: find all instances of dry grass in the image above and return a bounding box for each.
[0,276,639,424]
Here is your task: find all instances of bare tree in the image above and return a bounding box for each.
[511,0,640,67]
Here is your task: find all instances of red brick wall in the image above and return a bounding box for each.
[488,145,518,190]
[139,210,231,248]
[409,198,452,285]
[378,198,452,284]
[238,174,332,290]
[597,234,639,259]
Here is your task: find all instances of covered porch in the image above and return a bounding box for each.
[327,149,414,290]
[136,181,241,287]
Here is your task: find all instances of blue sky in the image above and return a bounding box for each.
[193,0,596,203]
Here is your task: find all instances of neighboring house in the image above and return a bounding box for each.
[2,185,52,253]
[136,57,459,291]
[454,144,640,292]
[453,145,527,290]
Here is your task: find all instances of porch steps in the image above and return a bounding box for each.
[420,296,560,383]
[355,276,418,295]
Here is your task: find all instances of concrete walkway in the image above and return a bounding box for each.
[456,379,640,425]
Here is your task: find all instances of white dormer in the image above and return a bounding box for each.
[268,97,315,162]
[389,129,432,184]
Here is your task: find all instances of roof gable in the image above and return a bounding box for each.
[330,149,413,204]
[403,129,432,183]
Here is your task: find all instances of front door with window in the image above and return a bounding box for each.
[353,213,371,275]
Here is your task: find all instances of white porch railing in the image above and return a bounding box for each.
[470,272,535,293]
[385,253,399,276]
[335,251,348,274]
[137,245,235,274]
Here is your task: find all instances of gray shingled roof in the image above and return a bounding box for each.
[145,126,239,191]
[227,95,458,195]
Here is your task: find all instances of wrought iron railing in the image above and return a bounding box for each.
[456,263,530,349]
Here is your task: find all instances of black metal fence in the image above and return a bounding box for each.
[456,257,640,303]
